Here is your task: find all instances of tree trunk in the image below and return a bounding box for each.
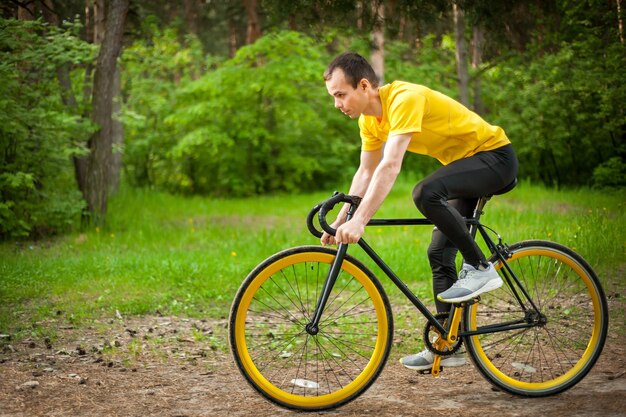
[17,1,36,20]
[371,1,385,85]
[228,16,238,57]
[82,0,129,224]
[75,4,91,200]
[471,25,484,114]
[288,14,297,30]
[93,0,105,44]
[184,0,200,36]
[453,2,470,107]
[109,66,123,194]
[40,0,78,109]
[84,0,94,42]
[617,0,624,44]
[243,0,261,44]
[80,0,95,110]
[74,0,98,205]
[356,1,363,30]
[37,0,90,200]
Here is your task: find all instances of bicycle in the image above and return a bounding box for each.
[228,183,609,411]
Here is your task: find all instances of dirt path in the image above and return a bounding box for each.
[1,311,625,417]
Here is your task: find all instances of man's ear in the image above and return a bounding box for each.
[360,79,369,90]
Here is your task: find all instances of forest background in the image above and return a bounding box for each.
[0,0,624,239]
[0,5,625,415]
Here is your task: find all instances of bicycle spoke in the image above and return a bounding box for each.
[466,242,607,396]
[286,265,310,322]
[231,248,391,409]
[260,280,307,325]
[322,285,367,324]
[313,336,348,392]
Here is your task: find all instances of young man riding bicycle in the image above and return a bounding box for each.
[321,52,518,370]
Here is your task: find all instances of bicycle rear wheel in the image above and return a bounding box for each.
[464,240,608,396]
[229,246,393,411]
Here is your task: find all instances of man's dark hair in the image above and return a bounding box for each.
[324,52,379,89]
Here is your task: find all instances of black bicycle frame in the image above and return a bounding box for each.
[307,196,543,340]
[358,218,449,336]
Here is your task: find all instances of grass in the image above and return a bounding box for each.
[0,180,624,343]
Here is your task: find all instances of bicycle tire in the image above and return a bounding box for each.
[464,240,608,396]
[229,246,393,411]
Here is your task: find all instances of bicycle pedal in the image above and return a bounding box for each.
[417,367,444,375]
[452,297,480,307]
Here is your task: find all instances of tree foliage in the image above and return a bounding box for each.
[123,30,358,196]
[480,1,625,187]
[0,18,95,238]
[1,0,624,239]
[120,23,216,190]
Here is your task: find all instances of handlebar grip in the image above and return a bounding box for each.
[319,193,362,237]
[318,193,345,236]
[306,203,323,238]
[306,192,362,239]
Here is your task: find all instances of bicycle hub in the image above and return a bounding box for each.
[306,323,319,335]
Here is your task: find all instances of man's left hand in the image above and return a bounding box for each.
[335,219,365,244]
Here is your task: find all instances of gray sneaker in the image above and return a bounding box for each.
[400,348,466,371]
[437,262,503,303]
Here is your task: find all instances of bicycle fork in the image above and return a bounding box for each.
[307,202,359,336]
[305,242,349,336]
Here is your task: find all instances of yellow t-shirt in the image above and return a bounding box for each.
[358,81,510,165]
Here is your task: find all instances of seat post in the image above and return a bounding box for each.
[468,178,517,239]
[469,196,490,239]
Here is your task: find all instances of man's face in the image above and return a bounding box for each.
[325,69,367,119]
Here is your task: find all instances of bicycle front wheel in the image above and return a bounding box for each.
[229,246,393,411]
[464,240,608,396]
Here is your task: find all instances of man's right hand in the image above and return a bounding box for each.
[320,231,337,246]
[320,219,344,246]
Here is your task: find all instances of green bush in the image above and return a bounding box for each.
[592,157,626,188]
[124,30,358,196]
[482,36,625,188]
[120,23,209,189]
[0,19,93,238]
[123,20,625,197]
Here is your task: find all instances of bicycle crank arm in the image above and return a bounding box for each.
[431,356,442,377]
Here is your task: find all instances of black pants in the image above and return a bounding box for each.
[412,144,518,313]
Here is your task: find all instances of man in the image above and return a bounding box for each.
[321,52,518,371]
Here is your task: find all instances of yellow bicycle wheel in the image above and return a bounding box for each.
[464,240,608,396]
[229,246,393,411]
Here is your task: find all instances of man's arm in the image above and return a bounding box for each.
[335,133,412,244]
[320,147,382,246]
